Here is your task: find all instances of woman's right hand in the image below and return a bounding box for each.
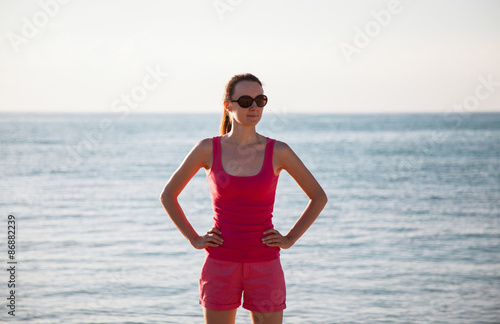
[191,228,224,249]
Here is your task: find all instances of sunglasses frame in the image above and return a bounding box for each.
[230,95,268,108]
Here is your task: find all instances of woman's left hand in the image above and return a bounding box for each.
[262,228,293,249]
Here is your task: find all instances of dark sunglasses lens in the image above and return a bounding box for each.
[255,95,267,107]
[237,96,253,108]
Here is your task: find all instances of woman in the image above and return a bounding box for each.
[160,73,327,324]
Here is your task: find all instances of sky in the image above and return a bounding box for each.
[0,0,499,114]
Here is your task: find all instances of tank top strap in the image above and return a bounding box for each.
[212,136,222,171]
[264,137,276,175]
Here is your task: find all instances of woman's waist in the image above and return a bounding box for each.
[212,222,273,248]
[212,203,275,217]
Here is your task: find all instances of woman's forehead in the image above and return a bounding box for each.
[233,81,263,96]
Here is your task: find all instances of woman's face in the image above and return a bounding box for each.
[226,80,265,127]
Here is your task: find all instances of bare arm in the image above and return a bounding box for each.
[159,138,223,249]
[262,141,328,248]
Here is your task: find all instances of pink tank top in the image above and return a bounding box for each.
[206,136,280,262]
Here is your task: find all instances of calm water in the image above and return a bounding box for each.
[0,112,499,323]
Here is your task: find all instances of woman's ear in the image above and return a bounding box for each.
[223,101,231,111]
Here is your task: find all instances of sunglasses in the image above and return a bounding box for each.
[230,95,268,108]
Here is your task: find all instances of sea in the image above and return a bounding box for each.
[0,112,499,323]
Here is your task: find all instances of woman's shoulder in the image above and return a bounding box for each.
[272,139,291,152]
[271,139,296,161]
[195,137,214,152]
[189,138,214,169]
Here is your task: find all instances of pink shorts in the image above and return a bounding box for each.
[199,256,286,312]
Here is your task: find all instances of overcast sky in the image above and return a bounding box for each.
[1,0,499,114]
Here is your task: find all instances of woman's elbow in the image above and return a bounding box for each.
[159,191,166,204]
[159,191,167,206]
[159,186,176,206]
[313,189,328,207]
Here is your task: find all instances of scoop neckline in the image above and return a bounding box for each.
[219,136,269,178]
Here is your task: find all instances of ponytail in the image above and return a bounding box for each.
[220,109,232,135]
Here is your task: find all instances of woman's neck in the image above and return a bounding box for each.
[226,124,262,145]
